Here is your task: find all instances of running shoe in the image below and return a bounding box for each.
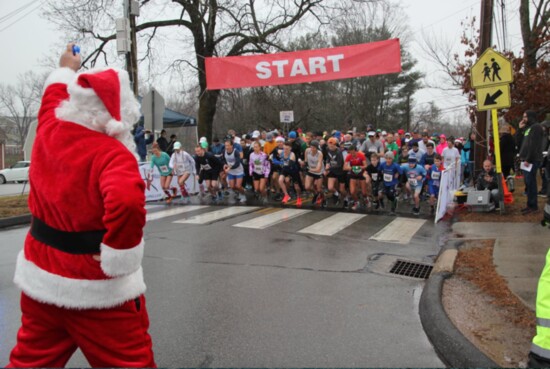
[211,195,218,202]
[379,199,385,209]
[165,197,172,204]
[332,193,340,204]
[430,205,435,215]
[296,197,303,207]
[343,198,349,208]
[239,194,247,202]
[412,207,420,215]
[315,194,324,206]
[282,194,291,204]
[312,193,318,204]
[351,201,359,211]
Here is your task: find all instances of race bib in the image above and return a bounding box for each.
[160,165,169,172]
[330,160,338,167]
[369,147,377,153]
[254,160,263,174]
[371,173,378,181]
[408,178,418,186]
[176,164,185,172]
[383,173,393,182]
[352,166,362,174]
[201,164,212,171]
[431,172,440,180]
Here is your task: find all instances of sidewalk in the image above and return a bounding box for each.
[452,221,546,311]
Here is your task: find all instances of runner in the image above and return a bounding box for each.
[325,137,347,205]
[150,142,174,203]
[194,145,222,201]
[401,157,427,215]
[379,151,403,215]
[344,144,368,210]
[365,153,382,209]
[269,136,285,200]
[302,140,325,206]
[169,141,196,203]
[279,141,303,206]
[249,141,271,202]
[427,154,443,215]
[222,139,246,202]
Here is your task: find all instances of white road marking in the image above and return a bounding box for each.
[174,206,260,224]
[146,206,209,222]
[369,218,426,244]
[298,213,366,236]
[145,204,164,210]
[233,208,311,229]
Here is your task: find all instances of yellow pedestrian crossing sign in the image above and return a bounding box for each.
[471,48,513,88]
[476,84,511,111]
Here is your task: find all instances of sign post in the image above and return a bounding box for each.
[142,88,165,137]
[280,111,294,137]
[471,48,513,213]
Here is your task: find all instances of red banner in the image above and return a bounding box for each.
[205,39,401,90]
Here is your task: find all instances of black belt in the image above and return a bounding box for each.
[30,217,105,254]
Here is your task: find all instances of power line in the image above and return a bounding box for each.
[0,0,39,24]
[0,1,45,33]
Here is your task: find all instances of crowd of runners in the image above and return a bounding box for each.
[149,127,469,216]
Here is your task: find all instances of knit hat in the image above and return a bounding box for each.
[289,131,297,139]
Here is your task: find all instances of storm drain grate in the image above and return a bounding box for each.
[389,260,433,279]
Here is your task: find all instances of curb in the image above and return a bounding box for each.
[420,234,498,367]
[0,214,31,229]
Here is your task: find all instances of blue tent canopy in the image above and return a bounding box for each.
[137,96,197,128]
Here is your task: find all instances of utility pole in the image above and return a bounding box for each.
[117,0,139,96]
[474,0,494,175]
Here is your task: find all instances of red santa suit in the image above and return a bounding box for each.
[7,67,156,367]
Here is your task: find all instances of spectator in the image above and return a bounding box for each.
[134,124,154,161]
[476,159,500,210]
[539,117,550,198]
[499,124,517,178]
[462,132,476,186]
[519,110,544,214]
[166,134,177,156]
[156,129,169,152]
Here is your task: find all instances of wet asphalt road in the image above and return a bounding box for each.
[0,204,445,367]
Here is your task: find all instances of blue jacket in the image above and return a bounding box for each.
[134,125,154,159]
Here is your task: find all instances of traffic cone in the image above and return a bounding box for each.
[502,176,514,204]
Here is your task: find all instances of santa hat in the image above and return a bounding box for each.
[55,67,140,137]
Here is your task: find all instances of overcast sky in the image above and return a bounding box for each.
[0,0,523,123]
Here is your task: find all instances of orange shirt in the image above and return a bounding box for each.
[263,140,277,156]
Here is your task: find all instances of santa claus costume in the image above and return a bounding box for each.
[7,46,155,368]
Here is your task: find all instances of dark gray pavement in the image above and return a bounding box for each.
[0,204,445,367]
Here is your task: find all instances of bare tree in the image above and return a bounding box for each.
[0,71,45,148]
[44,0,363,140]
[519,0,550,73]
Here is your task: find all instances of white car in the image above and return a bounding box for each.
[0,161,30,184]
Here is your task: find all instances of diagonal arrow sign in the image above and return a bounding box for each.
[484,89,503,105]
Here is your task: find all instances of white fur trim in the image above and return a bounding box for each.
[55,67,141,136]
[105,118,126,137]
[100,239,144,277]
[43,67,76,92]
[14,251,146,309]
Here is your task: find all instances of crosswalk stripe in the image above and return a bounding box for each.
[233,208,311,229]
[174,206,260,224]
[145,204,164,210]
[146,206,209,222]
[369,218,426,244]
[298,213,366,236]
